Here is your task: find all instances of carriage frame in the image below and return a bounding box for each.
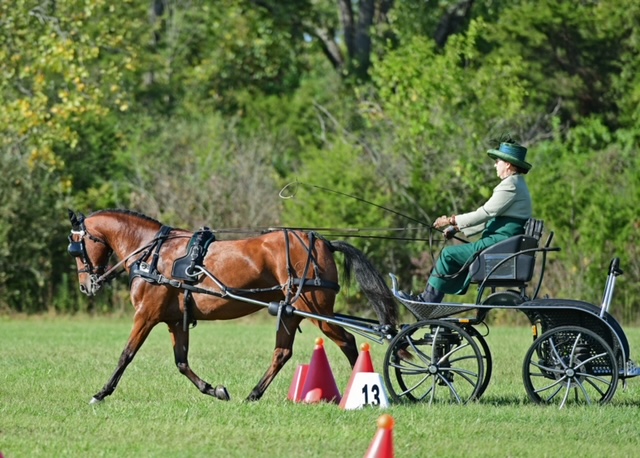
[258,219,639,408]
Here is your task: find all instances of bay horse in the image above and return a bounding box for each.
[67,209,397,403]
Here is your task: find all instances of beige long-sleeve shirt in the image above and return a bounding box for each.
[455,174,532,237]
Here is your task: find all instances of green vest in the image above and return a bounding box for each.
[482,216,528,238]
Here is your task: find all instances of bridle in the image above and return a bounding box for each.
[68,217,113,292]
[68,213,181,295]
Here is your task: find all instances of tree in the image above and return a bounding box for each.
[483,0,640,128]
[0,0,148,311]
[0,0,146,193]
[249,1,478,81]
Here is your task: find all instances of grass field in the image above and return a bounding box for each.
[2,315,640,457]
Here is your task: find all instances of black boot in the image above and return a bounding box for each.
[417,285,444,304]
[396,290,420,301]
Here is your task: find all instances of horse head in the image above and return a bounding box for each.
[67,209,113,296]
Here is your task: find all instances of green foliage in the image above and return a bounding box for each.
[367,21,533,287]
[371,19,529,197]
[283,142,393,230]
[234,68,345,177]
[117,113,283,230]
[162,1,306,115]
[483,0,640,127]
[1,0,640,317]
[0,145,72,312]
[528,120,640,311]
[0,0,143,172]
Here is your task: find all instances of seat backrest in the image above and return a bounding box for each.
[524,218,544,240]
[469,218,544,285]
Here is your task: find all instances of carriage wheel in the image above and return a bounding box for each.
[383,320,485,405]
[522,325,619,407]
[465,325,493,398]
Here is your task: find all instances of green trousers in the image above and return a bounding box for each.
[428,218,527,295]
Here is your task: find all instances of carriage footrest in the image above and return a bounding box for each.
[396,294,475,320]
[623,360,640,378]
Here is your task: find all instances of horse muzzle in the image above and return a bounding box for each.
[79,274,102,296]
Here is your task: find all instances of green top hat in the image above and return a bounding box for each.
[487,142,532,171]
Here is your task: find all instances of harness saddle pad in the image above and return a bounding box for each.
[171,228,216,281]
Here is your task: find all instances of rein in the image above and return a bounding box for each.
[279,180,469,242]
[100,227,182,286]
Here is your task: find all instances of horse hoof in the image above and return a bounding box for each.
[89,397,103,405]
[215,385,230,401]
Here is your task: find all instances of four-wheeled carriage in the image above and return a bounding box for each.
[387,219,639,407]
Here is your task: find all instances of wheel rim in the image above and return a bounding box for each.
[383,321,484,405]
[523,326,619,408]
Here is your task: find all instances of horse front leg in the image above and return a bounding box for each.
[246,316,302,401]
[90,314,158,404]
[167,322,230,401]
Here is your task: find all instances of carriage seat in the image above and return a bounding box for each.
[469,218,544,287]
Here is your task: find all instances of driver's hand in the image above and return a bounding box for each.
[433,215,450,229]
[444,226,458,240]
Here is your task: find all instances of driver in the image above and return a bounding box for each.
[398,140,533,303]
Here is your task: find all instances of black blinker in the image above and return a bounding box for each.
[67,235,84,258]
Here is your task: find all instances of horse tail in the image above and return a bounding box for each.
[327,241,398,328]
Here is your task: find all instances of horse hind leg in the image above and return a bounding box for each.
[90,314,157,404]
[167,322,230,401]
[302,291,359,367]
[246,315,303,401]
[317,320,359,367]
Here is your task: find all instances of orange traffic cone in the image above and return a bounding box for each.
[287,364,309,402]
[340,342,375,409]
[364,414,395,458]
[300,338,341,403]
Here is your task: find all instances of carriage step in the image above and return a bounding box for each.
[623,360,640,378]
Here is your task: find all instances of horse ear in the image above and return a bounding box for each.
[68,209,78,227]
[68,209,85,229]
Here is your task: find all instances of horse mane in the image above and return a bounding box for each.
[88,209,163,226]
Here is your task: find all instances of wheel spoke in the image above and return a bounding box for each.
[384,321,483,405]
[387,359,427,374]
[574,378,593,405]
[428,377,437,405]
[397,374,431,398]
[560,380,572,408]
[533,375,567,396]
[523,326,618,407]
[442,366,479,393]
[449,354,482,364]
[437,340,470,364]
[582,373,612,396]
[530,359,565,376]
[548,335,569,371]
[406,335,433,366]
[572,351,608,372]
[437,374,463,404]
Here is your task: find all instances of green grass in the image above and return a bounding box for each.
[2,315,640,457]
